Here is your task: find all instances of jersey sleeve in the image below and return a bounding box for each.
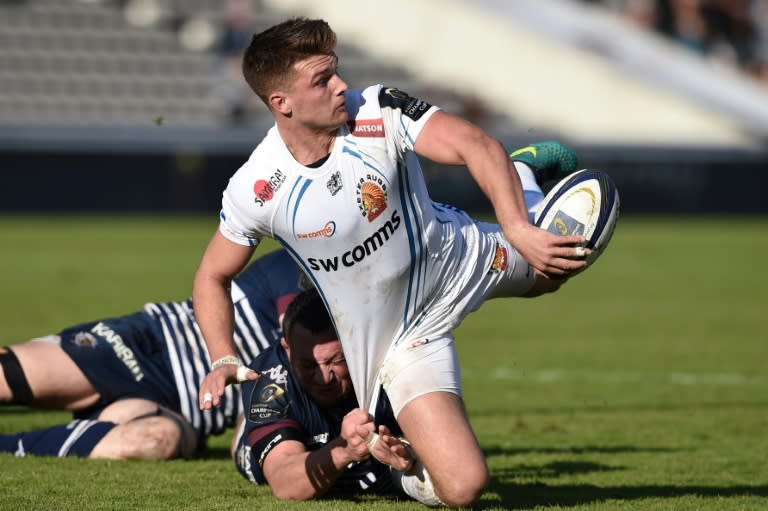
[218,150,279,247]
[219,195,261,247]
[241,357,308,467]
[376,85,440,156]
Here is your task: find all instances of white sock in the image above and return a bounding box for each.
[392,459,445,507]
[513,161,544,223]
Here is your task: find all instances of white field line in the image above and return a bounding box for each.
[462,368,764,386]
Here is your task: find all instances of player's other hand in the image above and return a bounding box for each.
[199,365,258,410]
[508,223,590,278]
[371,425,414,471]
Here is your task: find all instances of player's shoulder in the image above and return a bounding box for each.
[346,84,380,103]
[343,85,382,119]
[247,342,287,373]
[347,84,431,114]
[242,345,292,418]
[232,126,286,179]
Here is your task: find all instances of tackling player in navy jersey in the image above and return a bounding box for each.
[0,249,302,460]
[233,288,440,505]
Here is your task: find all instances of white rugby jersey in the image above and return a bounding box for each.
[219,85,509,410]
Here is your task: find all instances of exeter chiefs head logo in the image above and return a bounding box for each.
[488,244,508,274]
[356,178,387,222]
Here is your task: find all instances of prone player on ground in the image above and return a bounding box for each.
[0,250,302,459]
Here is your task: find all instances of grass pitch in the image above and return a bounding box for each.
[1,214,767,510]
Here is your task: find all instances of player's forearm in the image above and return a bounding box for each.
[270,438,355,500]
[192,272,237,360]
[465,139,530,234]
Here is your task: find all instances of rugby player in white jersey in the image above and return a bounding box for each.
[194,17,590,507]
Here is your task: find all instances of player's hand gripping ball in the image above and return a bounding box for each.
[534,169,620,269]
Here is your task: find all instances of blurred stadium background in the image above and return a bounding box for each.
[1,0,767,215]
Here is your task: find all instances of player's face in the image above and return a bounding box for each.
[287,325,352,408]
[285,53,348,131]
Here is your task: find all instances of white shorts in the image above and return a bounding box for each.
[376,222,536,416]
[378,335,460,417]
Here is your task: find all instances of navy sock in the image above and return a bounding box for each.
[0,419,116,457]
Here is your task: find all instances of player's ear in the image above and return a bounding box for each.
[280,337,290,357]
[269,91,290,115]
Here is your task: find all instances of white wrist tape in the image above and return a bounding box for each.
[365,431,380,452]
[236,365,250,383]
[211,355,239,370]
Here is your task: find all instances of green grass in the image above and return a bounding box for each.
[1,215,767,510]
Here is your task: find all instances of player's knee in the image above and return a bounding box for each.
[435,466,489,508]
[123,418,184,460]
[0,347,33,405]
[129,417,181,460]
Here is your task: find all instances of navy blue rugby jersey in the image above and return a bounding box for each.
[238,341,401,494]
[144,249,303,437]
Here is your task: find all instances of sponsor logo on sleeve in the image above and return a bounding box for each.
[246,364,290,423]
[379,87,432,121]
[347,119,384,137]
[253,169,286,206]
[248,381,289,423]
[258,433,283,467]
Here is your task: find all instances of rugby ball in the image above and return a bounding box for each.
[534,168,619,266]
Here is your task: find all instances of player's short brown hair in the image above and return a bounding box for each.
[281,288,334,346]
[242,17,337,104]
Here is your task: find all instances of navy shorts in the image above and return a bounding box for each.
[59,312,180,414]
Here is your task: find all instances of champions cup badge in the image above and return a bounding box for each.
[488,244,508,274]
[356,180,387,222]
[259,383,285,403]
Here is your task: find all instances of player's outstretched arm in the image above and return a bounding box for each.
[193,230,256,410]
[414,110,587,277]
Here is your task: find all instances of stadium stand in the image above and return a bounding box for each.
[0,0,766,214]
[0,0,513,131]
[265,0,768,147]
[0,0,223,125]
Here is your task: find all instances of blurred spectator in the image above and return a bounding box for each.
[751,0,768,82]
[590,0,768,85]
[214,0,262,124]
[621,0,659,30]
[656,0,708,53]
